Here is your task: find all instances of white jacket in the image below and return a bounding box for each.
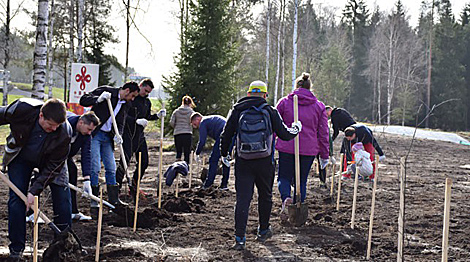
[354,149,373,177]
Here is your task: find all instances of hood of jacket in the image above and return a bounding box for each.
[287,88,318,106]
[175,105,193,117]
[233,96,268,111]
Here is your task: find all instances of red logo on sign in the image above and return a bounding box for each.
[75,66,91,91]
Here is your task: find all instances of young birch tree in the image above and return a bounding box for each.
[32,0,49,100]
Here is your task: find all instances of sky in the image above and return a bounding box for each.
[7,0,470,89]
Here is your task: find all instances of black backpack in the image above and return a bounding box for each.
[236,103,273,160]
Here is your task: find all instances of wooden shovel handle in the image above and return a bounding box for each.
[294,95,301,208]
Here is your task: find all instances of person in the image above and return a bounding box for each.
[276,73,329,217]
[79,82,140,207]
[220,80,302,250]
[0,98,72,258]
[67,111,100,221]
[191,112,230,189]
[170,95,195,164]
[343,124,386,180]
[326,106,356,170]
[115,79,166,196]
[345,142,373,178]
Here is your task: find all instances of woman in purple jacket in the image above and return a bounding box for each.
[276,73,330,213]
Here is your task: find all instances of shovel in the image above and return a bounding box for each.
[288,95,308,227]
[68,183,115,209]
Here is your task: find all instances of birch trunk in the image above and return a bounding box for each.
[77,0,83,62]
[386,22,394,125]
[66,0,74,102]
[291,0,298,91]
[265,0,271,85]
[280,0,285,98]
[32,0,49,100]
[47,0,55,99]
[273,0,284,105]
[125,0,130,80]
[3,0,11,69]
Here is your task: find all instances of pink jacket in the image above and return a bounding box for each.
[275,88,329,159]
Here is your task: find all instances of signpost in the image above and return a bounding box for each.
[69,63,99,114]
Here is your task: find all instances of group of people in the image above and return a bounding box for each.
[0,72,386,258]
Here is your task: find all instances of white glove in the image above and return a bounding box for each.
[292,121,302,133]
[97,91,111,103]
[82,180,92,197]
[221,155,231,167]
[136,118,148,128]
[157,109,166,118]
[319,158,329,169]
[379,155,386,162]
[330,156,336,166]
[195,154,202,164]
[114,134,123,145]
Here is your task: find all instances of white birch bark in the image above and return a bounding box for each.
[67,0,74,102]
[77,0,83,62]
[273,0,283,105]
[291,0,298,91]
[32,0,49,100]
[265,0,271,85]
[47,0,55,99]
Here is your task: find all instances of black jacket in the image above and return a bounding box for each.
[79,86,131,136]
[220,96,297,157]
[350,124,384,156]
[0,98,72,195]
[331,107,356,141]
[124,95,159,140]
[67,114,92,177]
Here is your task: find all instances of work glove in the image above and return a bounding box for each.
[379,155,386,162]
[330,156,336,166]
[291,121,302,133]
[136,118,148,128]
[157,109,167,118]
[195,154,202,164]
[319,158,329,169]
[97,91,111,103]
[82,180,92,197]
[221,155,231,167]
[114,134,123,145]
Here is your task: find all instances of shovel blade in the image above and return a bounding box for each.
[287,203,308,227]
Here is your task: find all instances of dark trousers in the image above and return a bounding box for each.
[174,133,192,164]
[116,132,149,187]
[68,158,80,214]
[316,155,327,183]
[234,156,274,238]
[8,156,71,253]
[204,138,230,188]
[340,137,352,171]
[277,152,315,203]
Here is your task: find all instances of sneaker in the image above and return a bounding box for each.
[256,226,273,242]
[231,236,246,250]
[72,212,92,221]
[26,214,44,224]
[280,197,293,222]
[219,186,229,191]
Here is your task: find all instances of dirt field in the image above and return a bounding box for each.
[0,131,469,261]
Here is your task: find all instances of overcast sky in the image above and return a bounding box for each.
[8,0,470,88]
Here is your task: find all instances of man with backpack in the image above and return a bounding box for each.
[191,112,231,190]
[220,80,302,250]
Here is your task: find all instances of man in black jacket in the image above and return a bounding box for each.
[326,106,356,169]
[79,82,139,206]
[67,111,100,221]
[220,81,301,250]
[116,79,165,196]
[0,98,72,258]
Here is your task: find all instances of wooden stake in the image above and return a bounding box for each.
[157,114,164,209]
[351,166,360,229]
[175,173,179,198]
[442,178,452,262]
[330,162,335,197]
[33,196,39,262]
[133,152,142,232]
[95,186,103,262]
[367,155,380,260]
[336,153,344,211]
[397,157,405,262]
[293,95,301,208]
[189,151,193,189]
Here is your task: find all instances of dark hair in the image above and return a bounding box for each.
[139,79,154,89]
[190,112,203,122]
[296,72,312,90]
[182,95,196,108]
[79,111,100,126]
[344,126,356,137]
[325,106,333,111]
[121,82,140,93]
[40,98,67,124]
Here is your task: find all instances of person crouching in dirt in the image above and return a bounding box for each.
[345,142,373,179]
[67,111,100,221]
[0,98,72,259]
[170,95,195,165]
[325,106,356,171]
[276,73,329,220]
[343,124,386,181]
[79,82,140,208]
[115,79,166,198]
[220,80,302,250]
[191,112,231,190]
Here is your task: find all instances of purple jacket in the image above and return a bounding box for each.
[275,88,329,159]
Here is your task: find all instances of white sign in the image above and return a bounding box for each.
[69,63,99,103]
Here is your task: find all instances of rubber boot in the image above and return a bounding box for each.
[90,185,100,218]
[107,184,128,206]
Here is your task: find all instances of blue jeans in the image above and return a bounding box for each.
[91,130,117,186]
[8,156,72,253]
[204,138,234,188]
[277,152,315,203]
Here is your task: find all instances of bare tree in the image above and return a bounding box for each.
[265,0,271,84]
[1,0,26,69]
[32,0,50,100]
[47,0,55,98]
[291,0,298,90]
[77,0,83,62]
[273,0,284,104]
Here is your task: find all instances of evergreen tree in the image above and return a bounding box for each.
[460,4,470,129]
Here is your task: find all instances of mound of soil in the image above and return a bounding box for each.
[42,231,82,262]
[107,206,179,229]
[162,196,206,213]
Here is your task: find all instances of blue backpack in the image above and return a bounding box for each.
[236,103,273,160]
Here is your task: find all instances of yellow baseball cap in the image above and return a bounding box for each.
[248,80,268,93]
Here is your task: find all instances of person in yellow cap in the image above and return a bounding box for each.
[220,80,302,250]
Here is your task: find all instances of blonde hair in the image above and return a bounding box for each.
[182,95,196,108]
[296,72,312,90]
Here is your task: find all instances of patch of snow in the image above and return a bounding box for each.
[370,125,470,145]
